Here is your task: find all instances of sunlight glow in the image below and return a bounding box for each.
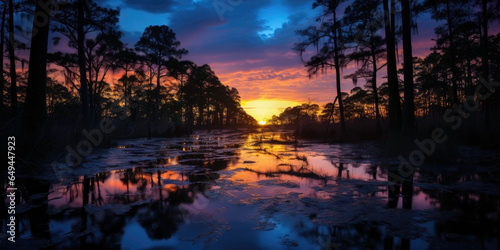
[258,120,266,125]
[241,99,300,122]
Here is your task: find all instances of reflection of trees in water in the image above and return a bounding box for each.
[294,220,411,249]
[386,167,413,210]
[49,181,210,248]
[416,166,478,185]
[25,179,51,240]
[136,200,183,240]
[421,186,499,243]
[21,159,220,248]
[388,165,499,247]
[414,166,500,240]
[202,159,231,171]
[242,166,328,183]
[383,168,413,249]
[0,179,52,247]
[81,209,127,249]
[136,180,212,241]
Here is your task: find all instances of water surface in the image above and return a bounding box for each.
[3,129,500,249]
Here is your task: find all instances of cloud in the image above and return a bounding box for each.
[122,0,177,13]
[107,0,439,116]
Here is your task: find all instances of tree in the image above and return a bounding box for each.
[114,48,140,103]
[23,0,51,133]
[344,0,386,132]
[478,0,500,127]
[113,47,142,120]
[135,25,188,123]
[86,28,123,119]
[178,63,251,128]
[166,58,195,124]
[382,0,402,131]
[401,0,415,132]
[77,0,89,123]
[52,0,120,124]
[8,0,16,117]
[320,101,336,125]
[47,52,80,93]
[225,87,241,126]
[182,64,219,127]
[425,0,473,105]
[0,3,6,112]
[294,0,348,133]
[414,54,447,115]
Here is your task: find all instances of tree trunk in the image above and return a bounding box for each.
[372,52,381,133]
[155,62,161,123]
[0,5,6,112]
[446,0,459,104]
[482,0,491,128]
[78,0,89,124]
[481,0,489,80]
[23,0,50,133]
[383,0,402,131]
[26,180,51,239]
[8,0,16,117]
[333,12,346,133]
[402,0,415,133]
[87,54,94,122]
[198,104,204,127]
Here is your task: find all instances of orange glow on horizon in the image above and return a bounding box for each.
[241,99,301,122]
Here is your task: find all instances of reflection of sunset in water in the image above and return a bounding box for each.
[31,130,499,249]
[47,131,445,213]
[220,131,443,210]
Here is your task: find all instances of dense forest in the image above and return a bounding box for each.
[270,0,500,144]
[0,0,257,164]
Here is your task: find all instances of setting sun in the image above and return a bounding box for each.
[242,99,301,122]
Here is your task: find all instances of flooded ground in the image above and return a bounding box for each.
[3,129,500,249]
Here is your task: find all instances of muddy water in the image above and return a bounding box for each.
[4,130,500,249]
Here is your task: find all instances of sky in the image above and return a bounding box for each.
[97,0,439,123]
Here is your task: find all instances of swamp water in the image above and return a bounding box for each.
[2,129,500,249]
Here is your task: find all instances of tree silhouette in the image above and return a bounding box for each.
[320,101,336,125]
[0,4,5,112]
[8,0,16,117]
[226,87,241,125]
[478,0,499,127]
[182,64,220,127]
[294,0,348,133]
[166,58,195,125]
[179,64,255,128]
[86,28,123,120]
[401,0,415,133]
[344,0,386,132]
[52,0,119,124]
[113,48,142,120]
[135,25,188,124]
[23,0,51,135]
[382,0,402,131]
[425,0,473,105]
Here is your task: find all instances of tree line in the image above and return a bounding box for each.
[0,0,257,149]
[0,0,257,164]
[289,0,500,139]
